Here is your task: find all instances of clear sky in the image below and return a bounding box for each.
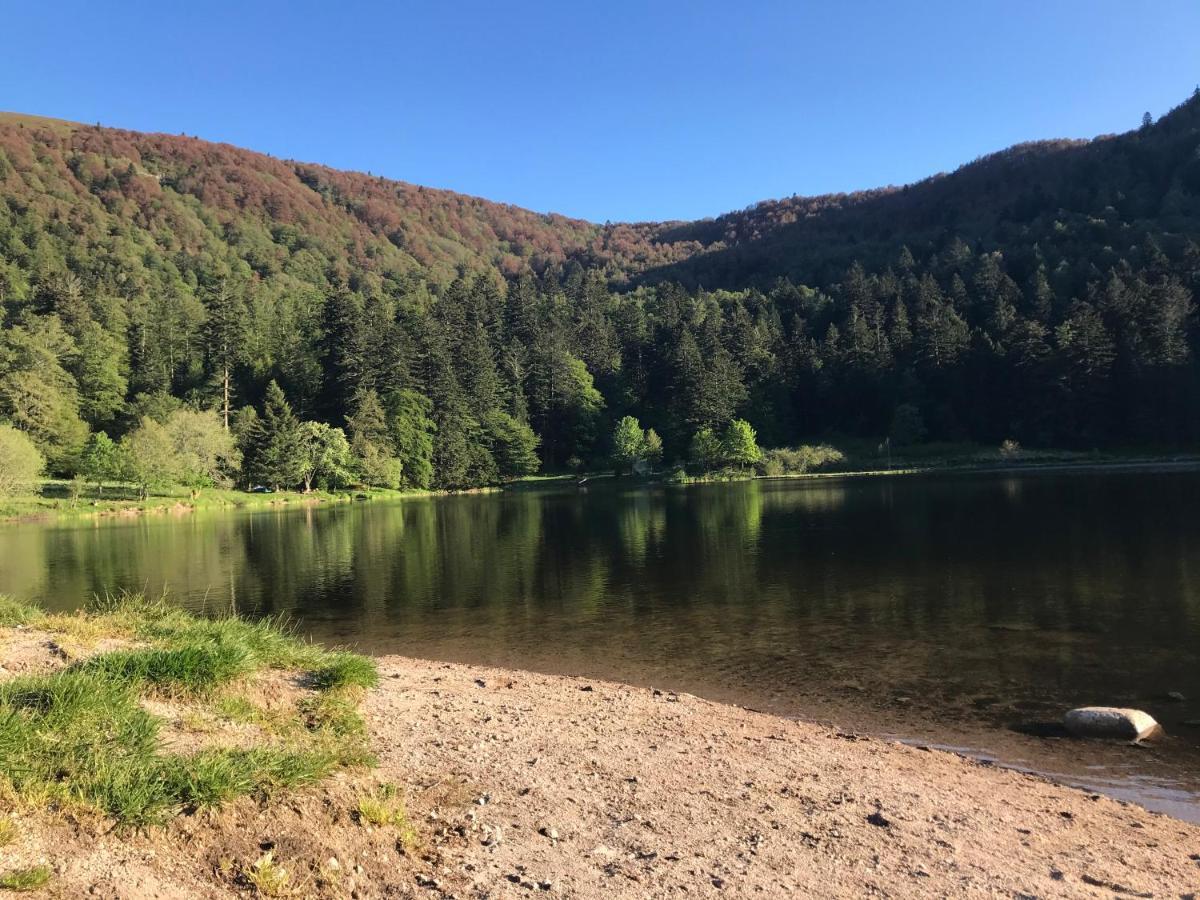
[2,1,1197,222]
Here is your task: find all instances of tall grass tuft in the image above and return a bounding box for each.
[309,652,379,691]
[0,596,43,627]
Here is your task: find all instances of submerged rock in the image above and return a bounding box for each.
[1063,707,1164,742]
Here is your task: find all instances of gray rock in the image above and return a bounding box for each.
[1063,707,1164,742]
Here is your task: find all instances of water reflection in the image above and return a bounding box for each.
[2,472,1199,816]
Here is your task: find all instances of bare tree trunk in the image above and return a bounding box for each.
[223,365,230,430]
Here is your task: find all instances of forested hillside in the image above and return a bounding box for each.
[1,91,1199,492]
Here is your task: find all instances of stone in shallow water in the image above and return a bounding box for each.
[1062,707,1164,742]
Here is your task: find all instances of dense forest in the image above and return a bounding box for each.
[1,91,1199,492]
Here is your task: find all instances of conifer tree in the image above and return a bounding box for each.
[252,380,306,490]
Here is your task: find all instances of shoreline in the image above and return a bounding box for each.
[0,483,503,528]
[4,455,1198,527]
[364,655,1200,897]
[2,616,1198,897]
[507,453,1200,490]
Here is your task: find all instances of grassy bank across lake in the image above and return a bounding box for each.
[507,444,1200,490]
[0,480,496,526]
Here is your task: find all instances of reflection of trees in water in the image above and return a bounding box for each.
[3,476,1199,720]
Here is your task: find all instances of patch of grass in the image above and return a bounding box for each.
[164,747,339,808]
[0,865,51,891]
[0,595,379,826]
[309,652,379,692]
[297,693,365,738]
[0,816,15,847]
[244,850,290,897]
[78,643,253,695]
[0,597,42,628]
[356,784,420,851]
[215,694,277,727]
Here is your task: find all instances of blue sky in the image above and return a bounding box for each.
[2,1,1197,222]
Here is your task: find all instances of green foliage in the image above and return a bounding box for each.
[688,427,723,474]
[760,444,845,476]
[0,318,89,473]
[643,428,664,465]
[721,419,763,468]
[161,408,240,488]
[120,411,237,497]
[74,322,129,426]
[347,389,401,489]
[612,416,646,473]
[298,421,356,492]
[0,424,44,497]
[79,431,123,494]
[121,418,176,498]
[483,410,540,481]
[611,416,663,474]
[1,97,1200,488]
[251,381,306,490]
[388,390,436,490]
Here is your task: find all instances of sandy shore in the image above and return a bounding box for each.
[3,648,1199,897]
[365,657,1200,898]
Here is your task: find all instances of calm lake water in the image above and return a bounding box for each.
[3,470,1199,819]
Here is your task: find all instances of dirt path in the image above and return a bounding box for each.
[369,656,1200,899]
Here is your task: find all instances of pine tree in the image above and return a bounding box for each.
[253,380,306,490]
[388,389,437,490]
[203,281,246,430]
[347,388,401,488]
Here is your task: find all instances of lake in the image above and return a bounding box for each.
[3,469,1199,820]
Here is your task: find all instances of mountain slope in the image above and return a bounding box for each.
[1,94,1199,488]
[3,94,1199,290]
[640,92,1200,287]
[0,113,693,287]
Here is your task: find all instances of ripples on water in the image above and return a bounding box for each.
[2,470,1198,819]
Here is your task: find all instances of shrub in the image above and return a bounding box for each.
[759,444,845,476]
[0,424,44,497]
[1000,438,1022,459]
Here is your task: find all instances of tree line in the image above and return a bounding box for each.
[1,237,1197,495]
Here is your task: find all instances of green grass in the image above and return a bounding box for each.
[0,479,414,525]
[298,693,367,738]
[0,594,377,826]
[79,644,254,695]
[243,850,290,896]
[0,597,41,627]
[356,784,420,851]
[309,652,380,691]
[0,865,51,891]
